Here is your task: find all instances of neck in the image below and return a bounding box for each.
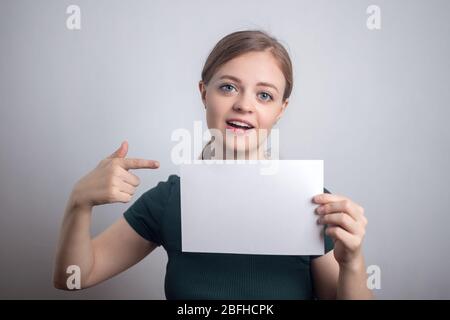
[201,140,271,160]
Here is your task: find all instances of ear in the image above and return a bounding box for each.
[276,98,289,122]
[199,81,207,108]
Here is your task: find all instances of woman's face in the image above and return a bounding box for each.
[199,50,289,159]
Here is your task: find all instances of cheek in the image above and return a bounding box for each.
[205,93,232,127]
[256,108,279,130]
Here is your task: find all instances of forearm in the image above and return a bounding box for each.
[53,192,94,289]
[336,254,373,299]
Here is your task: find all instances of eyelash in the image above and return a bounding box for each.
[219,84,274,102]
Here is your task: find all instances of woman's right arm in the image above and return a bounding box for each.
[53,141,160,290]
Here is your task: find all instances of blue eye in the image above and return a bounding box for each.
[219,84,236,92]
[258,92,273,101]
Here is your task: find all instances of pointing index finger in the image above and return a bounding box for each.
[121,158,160,170]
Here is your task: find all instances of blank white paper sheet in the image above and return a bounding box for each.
[179,160,325,256]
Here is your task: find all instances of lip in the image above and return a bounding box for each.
[225,124,255,135]
[225,118,256,129]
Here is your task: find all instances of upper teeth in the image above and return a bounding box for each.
[228,120,252,128]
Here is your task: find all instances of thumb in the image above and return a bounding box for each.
[108,140,128,159]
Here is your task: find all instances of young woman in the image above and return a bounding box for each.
[53,30,372,299]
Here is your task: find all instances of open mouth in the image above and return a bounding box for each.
[225,120,255,131]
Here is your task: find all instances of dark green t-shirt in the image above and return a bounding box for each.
[124,174,334,300]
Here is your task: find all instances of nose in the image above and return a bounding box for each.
[232,92,255,114]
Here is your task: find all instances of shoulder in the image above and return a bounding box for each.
[123,174,180,246]
[144,174,179,198]
[128,174,180,213]
[168,174,180,184]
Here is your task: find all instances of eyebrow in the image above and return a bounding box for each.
[218,75,279,93]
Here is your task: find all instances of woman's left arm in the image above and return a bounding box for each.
[310,193,374,300]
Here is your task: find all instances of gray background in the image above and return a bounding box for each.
[0,0,449,299]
